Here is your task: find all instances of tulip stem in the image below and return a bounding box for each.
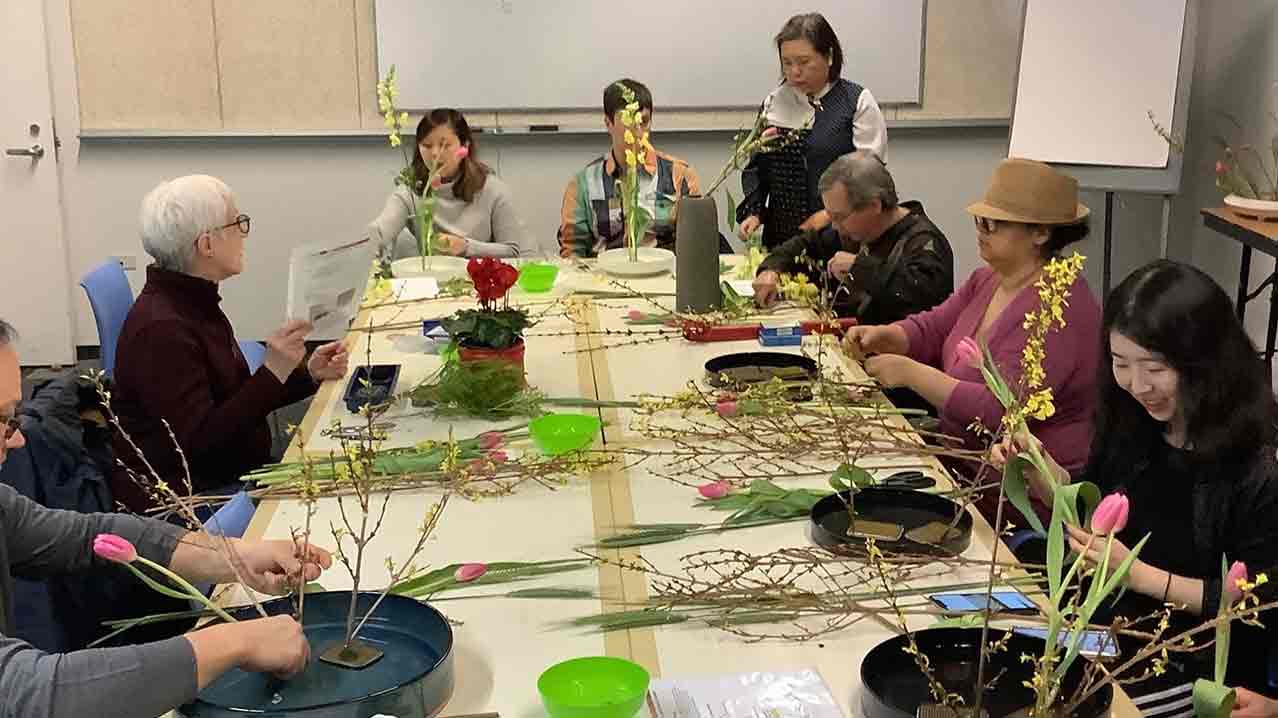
[133,556,239,624]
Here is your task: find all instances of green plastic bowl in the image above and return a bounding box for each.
[537,656,650,718]
[517,262,559,293]
[529,413,602,455]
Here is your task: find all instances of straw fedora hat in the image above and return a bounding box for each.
[966,158,1090,225]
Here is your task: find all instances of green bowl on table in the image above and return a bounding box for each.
[517,262,559,293]
[529,413,602,455]
[538,656,650,718]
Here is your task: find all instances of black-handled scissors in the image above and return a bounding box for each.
[879,470,936,490]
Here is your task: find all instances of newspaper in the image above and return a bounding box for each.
[646,668,842,718]
[285,237,377,339]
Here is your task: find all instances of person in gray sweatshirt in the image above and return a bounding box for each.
[0,318,332,718]
[368,109,537,260]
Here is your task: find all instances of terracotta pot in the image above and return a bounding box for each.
[457,339,527,380]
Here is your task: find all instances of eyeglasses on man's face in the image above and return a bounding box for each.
[216,214,252,236]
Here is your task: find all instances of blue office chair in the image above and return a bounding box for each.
[81,259,266,375]
[203,490,256,540]
[193,490,257,598]
[238,340,266,373]
[79,261,134,377]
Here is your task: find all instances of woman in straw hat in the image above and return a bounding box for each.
[843,158,1100,522]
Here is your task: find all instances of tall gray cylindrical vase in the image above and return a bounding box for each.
[675,195,723,312]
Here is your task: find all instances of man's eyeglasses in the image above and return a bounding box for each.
[216,214,252,236]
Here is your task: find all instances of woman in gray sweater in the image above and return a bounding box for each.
[368,109,535,259]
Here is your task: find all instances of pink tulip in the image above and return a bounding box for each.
[760,127,779,140]
[627,309,645,321]
[430,175,444,190]
[698,481,731,500]
[467,458,492,475]
[488,450,508,463]
[478,431,504,450]
[1225,561,1249,603]
[454,146,470,160]
[1216,160,1228,176]
[93,534,138,564]
[716,400,739,418]
[1090,493,1130,535]
[454,563,488,582]
[954,336,981,369]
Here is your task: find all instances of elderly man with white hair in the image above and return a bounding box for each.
[109,175,348,513]
[0,318,329,717]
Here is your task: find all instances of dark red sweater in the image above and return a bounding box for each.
[109,267,315,512]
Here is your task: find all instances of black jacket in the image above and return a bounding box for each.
[757,200,954,324]
[1086,435,1278,693]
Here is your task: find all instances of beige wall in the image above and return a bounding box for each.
[44,0,1276,360]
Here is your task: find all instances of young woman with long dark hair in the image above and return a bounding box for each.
[998,260,1278,712]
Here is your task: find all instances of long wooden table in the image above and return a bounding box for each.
[227,260,1137,718]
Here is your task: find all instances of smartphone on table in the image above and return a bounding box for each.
[928,589,1038,615]
[1013,626,1121,659]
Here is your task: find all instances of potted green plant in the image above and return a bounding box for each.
[442,258,533,374]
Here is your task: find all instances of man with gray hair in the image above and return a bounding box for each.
[753,150,953,324]
[111,174,348,513]
[0,319,331,717]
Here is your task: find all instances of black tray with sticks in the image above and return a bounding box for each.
[809,488,972,558]
[860,627,1112,718]
[704,352,818,392]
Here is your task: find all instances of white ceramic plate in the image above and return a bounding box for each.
[596,247,675,277]
[390,255,469,281]
[1225,194,1278,220]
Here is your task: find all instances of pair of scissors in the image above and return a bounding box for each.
[879,470,936,490]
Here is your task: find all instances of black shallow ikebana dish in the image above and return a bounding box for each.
[859,627,1113,718]
[704,352,819,397]
[344,364,401,413]
[809,487,973,558]
[179,591,454,718]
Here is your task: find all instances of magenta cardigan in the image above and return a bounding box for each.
[894,267,1102,473]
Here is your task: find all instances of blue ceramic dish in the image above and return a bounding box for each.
[179,591,454,718]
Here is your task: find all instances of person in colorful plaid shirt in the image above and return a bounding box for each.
[558,78,702,258]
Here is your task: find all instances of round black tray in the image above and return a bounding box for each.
[810,487,972,558]
[704,352,818,392]
[860,627,1113,718]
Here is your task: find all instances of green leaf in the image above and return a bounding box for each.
[725,189,738,230]
[1215,555,1232,683]
[1003,455,1045,535]
[1055,533,1151,679]
[505,587,595,599]
[1047,491,1068,602]
[831,463,874,491]
[747,479,787,496]
[1193,679,1236,718]
[713,611,798,626]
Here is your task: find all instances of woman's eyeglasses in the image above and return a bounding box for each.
[216,214,252,236]
[973,216,1002,234]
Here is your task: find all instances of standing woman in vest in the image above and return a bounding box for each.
[737,13,888,250]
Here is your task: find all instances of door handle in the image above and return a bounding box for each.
[5,144,44,159]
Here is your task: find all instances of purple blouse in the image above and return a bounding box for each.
[894,266,1102,473]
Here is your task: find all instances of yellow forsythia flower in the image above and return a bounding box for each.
[625,149,637,168]
[624,129,636,144]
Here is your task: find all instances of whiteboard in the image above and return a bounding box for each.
[1009,0,1187,169]
[374,0,924,111]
